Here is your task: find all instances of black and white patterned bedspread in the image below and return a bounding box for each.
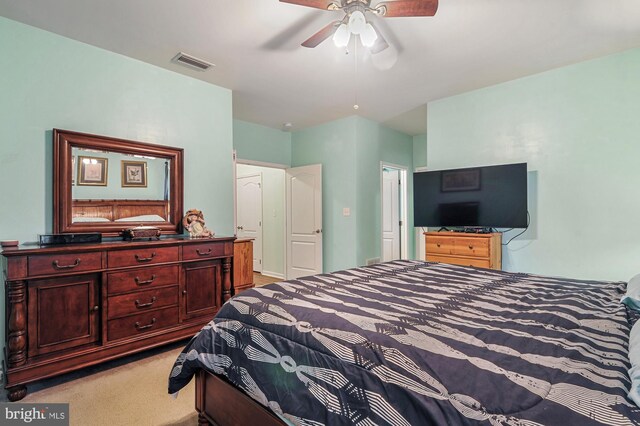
[168,260,640,425]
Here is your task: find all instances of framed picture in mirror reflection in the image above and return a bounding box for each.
[78,156,108,186]
[122,160,147,187]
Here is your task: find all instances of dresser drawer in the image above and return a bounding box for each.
[183,242,231,261]
[427,254,491,269]
[452,238,489,257]
[107,286,178,319]
[425,236,456,255]
[28,252,102,276]
[108,246,178,268]
[107,265,179,294]
[108,307,179,341]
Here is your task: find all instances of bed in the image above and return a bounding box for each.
[169,260,640,425]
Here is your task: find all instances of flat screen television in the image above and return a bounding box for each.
[413,163,528,228]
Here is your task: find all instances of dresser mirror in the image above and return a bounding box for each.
[53,129,184,236]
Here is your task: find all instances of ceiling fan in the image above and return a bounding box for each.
[280,0,439,53]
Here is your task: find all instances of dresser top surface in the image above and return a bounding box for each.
[424,231,502,238]
[1,235,236,257]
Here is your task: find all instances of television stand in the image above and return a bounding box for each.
[424,231,502,270]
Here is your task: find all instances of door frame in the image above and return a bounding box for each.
[380,162,408,261]
[234,157,288,279]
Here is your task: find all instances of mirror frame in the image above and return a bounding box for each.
[53,129,184,236]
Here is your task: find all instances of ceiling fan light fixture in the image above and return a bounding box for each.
[333,23,351,47]
[360,23,378,47]
[348,10,367,34]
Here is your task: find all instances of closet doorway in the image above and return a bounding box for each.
[236,173,263,273]
[381,163,408,261]
[235,161,286,280]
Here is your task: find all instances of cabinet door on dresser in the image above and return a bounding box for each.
[27,274,101,357]
[182,260,222,321]
[233,239,254,295]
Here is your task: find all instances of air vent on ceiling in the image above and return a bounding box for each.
[171,52,215,71]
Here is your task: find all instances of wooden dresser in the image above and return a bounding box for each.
[233,239,254,295]
[424,231,502,270]
[1,236,235,401]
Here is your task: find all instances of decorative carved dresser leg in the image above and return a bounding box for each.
[7,280,28,367]
[222,257,232,302]
[7,385,27,402]
[197,412,211,425]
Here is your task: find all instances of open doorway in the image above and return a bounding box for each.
[236,173,263,273]
[381,163,408,261]
[236,161,286,280]
[234,156,324,282]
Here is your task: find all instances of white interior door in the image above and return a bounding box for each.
[382,168,400,261]
[286,164,322,279]
[237,173,263,273]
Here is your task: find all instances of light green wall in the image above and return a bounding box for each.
[427,47,640,281]
[291,116,414,272]
[0,17,233,362]
[236,164,285,277]
[413,133,427,170]
[355,117,414,267]
[291,117,358,272]
[234,120,292,166]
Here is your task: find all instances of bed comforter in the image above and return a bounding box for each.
[168,260,640,425]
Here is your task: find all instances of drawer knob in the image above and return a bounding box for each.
[135,252,157,262]
[196,248,212,256]
[134,274,156,286]
[52,258,81,269]
[469,245,473,250]
[135,318,157,330]
[182,290,187,295]
[436,243,441,247]
[134,296,157,308]
[91,305,99,312]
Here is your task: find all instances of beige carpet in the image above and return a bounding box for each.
[1,341,198,426]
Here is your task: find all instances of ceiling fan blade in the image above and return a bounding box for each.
[302,21,341,48]
[375,0,438,17]
[369,22,389,54]
[279,0,339,11]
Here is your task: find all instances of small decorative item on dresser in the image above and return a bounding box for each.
[0,240,19,248]
[182,209,214,238]
[122,226,161,241]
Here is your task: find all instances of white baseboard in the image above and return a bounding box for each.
[260,270,285,280]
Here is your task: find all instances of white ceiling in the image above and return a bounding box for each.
[1,0,640,135]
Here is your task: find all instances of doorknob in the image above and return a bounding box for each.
[237,225,244,230]
[315,229,322,234]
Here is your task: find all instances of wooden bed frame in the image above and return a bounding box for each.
[72,199,169,222]
[195,370,286,426]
